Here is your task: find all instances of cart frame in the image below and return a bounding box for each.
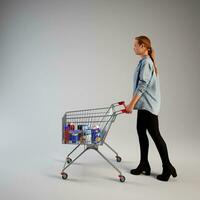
[61,101,127,182]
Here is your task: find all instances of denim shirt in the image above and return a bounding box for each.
[133,56,161,115]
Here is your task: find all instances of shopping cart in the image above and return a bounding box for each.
[61,101,127,182]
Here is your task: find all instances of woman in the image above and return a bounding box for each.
[125,35,177,181]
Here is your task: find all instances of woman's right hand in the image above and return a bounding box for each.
[125,104,133,113]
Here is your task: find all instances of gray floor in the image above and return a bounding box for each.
[1,136,200,200]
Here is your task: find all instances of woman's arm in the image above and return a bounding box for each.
[126,60,153,113]
[125,94,141,113]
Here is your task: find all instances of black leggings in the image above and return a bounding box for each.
[137,109,171,166]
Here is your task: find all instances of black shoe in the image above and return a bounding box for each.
[130,162,151,175]
[157,164,177,181]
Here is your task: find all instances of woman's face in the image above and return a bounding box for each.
[133,39,146,55]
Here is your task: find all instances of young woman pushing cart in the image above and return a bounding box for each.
[125,35,177,182]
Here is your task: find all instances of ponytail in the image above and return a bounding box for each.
[148,47,158,76]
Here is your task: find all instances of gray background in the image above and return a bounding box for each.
[0,0,200,199]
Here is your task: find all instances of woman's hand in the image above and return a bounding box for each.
[125,95,140,114]
[125,103,134,113]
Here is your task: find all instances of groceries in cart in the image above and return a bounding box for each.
[63,123,104,145]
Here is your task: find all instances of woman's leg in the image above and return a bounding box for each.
[146,111,170,166]
[136,110,149,164]
[146,111,177,181]
[130,110,151,175]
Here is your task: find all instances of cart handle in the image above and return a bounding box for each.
[113,101,128,114]
[118,101,127,113]
[118,101,125,105]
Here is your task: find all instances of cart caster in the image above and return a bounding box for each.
[119,175,125,183]
[116,156,122,162]
[66,157,72,164]
[61,172,68,180]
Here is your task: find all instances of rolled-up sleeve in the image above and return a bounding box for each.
[134,61,153,97]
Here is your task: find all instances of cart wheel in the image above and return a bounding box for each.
[116,156,122,162]
[119,175,125,183]
[67,157,72,164]
[61,172,68,180]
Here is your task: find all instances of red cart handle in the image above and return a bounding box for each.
[118,101,125,105]
[117,101,128,114]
